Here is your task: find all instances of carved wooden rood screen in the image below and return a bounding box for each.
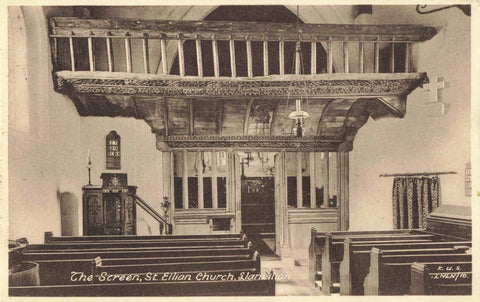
[49,17,437,152]
[49,17,437,238]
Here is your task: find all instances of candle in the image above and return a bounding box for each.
[86,149,92,167]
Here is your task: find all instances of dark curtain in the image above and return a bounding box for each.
[392,176,440,229]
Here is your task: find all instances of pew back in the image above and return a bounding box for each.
[363,248,471,295]
[10,278,276,296]
[44,231,244,243]
[35,252,254,285]
[12,234,275,296]
[340,239,471,295]
[308,228,427,287]
[320,235,440,295]
[26,238,248,251]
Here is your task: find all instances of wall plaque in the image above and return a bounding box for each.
[106,131,121,170]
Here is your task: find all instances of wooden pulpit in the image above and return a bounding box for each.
[82,173,136,235]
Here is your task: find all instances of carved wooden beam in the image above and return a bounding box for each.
[54,71,428,99]
[50,17,438,42]
[156,135,343,151]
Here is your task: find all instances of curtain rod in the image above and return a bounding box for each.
[379,171,457,177]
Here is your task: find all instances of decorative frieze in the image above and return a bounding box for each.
[54,71,428,99]
[157,135,343,151]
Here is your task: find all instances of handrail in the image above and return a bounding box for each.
[133,194,172,234]
[49,18,438,42]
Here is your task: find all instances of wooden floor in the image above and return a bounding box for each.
[262,250,324,296]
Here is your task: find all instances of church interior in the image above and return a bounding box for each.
[5,4,474,297]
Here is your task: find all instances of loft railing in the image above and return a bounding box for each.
[134,194,172,235]
[49,17,437,77]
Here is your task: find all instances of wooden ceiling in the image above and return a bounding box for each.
[64,72,426,152]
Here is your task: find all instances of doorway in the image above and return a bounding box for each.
[241,177,275,235]
[238,152,278,258]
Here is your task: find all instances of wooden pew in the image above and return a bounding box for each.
[22,243,254,260]
[363,248,471,295]
[313,232,439,294]
[308,228,427,285]
[44,231,244,243]
[34,250,256,285]
[26,237,248,251]
[9,278,276,296]
[92,251,261,284]
[22,239,257,285]
[410,261,472,295]
[23,243,256,285]
[339,239,471,295]
[11,236,275,296]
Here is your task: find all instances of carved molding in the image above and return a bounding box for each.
[54,71,428,99]
[157,135,343,151]
[50,17,438,42]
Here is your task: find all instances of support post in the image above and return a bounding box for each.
[196,36,203,77]
[87,32,94,72]
[374,42,380,73]
[212,152,218,209]
[343,42,349,73]
[405,42,411,73]
[160,35,168,74]
[310,152,316,208]
[197,151,204,209]
[142,33,150,73]
[106,33,113,72]
[124,33,132,73]
[311,40,317,74]
[338,152,349,230]
[212,38,220,78]
[246,37,253,78]
[177,34,185,77]
[182,150,189,209]
[263,40,269,76]
[69,33,75,71]
[279,39,285,75]
[297,151,303,208]
[229,37,236,78]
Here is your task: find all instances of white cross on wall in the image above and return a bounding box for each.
[423,76,447,116]
[425,76,445,102]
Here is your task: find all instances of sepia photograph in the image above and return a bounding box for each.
[2,1,478,299]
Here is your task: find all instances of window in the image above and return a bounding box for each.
[173,151,227,209]
[286,151,337,208]
[106,131,121,169]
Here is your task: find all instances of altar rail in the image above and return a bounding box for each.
[49,18,437,77]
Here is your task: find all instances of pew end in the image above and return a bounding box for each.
[363,247,382,296]
[410,261,472,295]
[44,232,53,243]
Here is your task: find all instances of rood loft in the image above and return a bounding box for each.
[48,5,437,253]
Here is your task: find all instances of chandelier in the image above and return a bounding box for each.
[289,98,310,137]
[287,6,310,138]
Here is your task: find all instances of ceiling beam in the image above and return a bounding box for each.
[244,99,254,135]
[189,99,194,135]
[216,100,224,136]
